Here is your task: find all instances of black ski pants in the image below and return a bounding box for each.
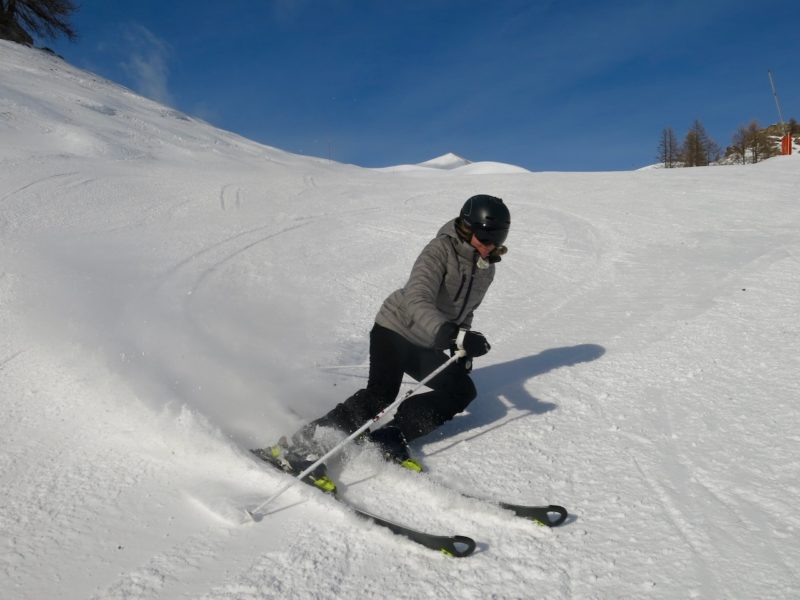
[311,323,476,442]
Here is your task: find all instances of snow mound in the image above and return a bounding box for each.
[418,152,472,169]
[456,161,531,174]
[376,152,530,174]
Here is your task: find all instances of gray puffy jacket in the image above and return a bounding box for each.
[374,219,495,348]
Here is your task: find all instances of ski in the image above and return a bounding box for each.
[495,501,568,527]
[342,503,476,558]
[396,464,569,527]
[428,482,568,527]
[248,451,477,557]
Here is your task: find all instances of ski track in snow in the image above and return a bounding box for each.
[2,40,800,599]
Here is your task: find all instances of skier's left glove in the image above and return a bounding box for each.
[456,329,491,358]
[434,323,491,357]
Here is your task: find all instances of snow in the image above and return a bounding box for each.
[419,153,472,169]
[376,152,531,174]
[2,40,799,599]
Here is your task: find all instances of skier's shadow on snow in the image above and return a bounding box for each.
[421,344,605,453]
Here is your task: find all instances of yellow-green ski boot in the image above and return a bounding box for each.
[368,425,423,472]
[251,437,336,494]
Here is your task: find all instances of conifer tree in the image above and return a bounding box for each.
[681,120,718,167]
[745,121,778,164]
[657,127,680,168]
[729,125,750,165]
[727,120,784,164]
[681,127,704,167]
[0,0,78,45]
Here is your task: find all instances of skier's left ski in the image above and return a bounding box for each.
[495,501,568,527]
[389,462,569,527]
[249,451,477,557]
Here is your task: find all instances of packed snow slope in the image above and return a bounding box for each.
[2,41,799,599]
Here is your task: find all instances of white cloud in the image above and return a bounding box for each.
[120,24,174,106]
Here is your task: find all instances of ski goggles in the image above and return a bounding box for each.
[473,226,508,247]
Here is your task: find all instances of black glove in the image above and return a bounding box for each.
[433,322,460,349]
[458,330,491,357]
[434,323,490,357]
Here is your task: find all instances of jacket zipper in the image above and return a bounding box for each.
[454,258,477,323]
[453,274,467,303]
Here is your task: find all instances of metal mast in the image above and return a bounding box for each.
[768,70,785,132]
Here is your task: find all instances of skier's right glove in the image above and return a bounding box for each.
[434,323,491,358]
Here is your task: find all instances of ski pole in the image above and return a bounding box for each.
[250,349,466,517]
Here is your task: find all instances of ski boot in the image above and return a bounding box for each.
[368,425,423,472]
[251,436,336,494]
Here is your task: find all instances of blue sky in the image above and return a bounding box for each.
[47,0,800,171]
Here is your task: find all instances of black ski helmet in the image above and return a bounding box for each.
[459,195,510,246]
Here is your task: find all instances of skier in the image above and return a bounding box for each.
[254,194,510,489]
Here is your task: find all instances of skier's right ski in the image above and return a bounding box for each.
[343,503,477,557]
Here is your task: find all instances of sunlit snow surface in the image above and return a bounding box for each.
[1,40,799,599]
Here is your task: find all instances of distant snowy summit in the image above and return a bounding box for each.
[376,152,530,174]
[417,152,472,169]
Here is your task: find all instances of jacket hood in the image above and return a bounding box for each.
[436,218,458,239]
[437,218,476,260]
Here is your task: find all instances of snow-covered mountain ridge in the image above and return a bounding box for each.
[378,151,530,174]
[2,40,799,599]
